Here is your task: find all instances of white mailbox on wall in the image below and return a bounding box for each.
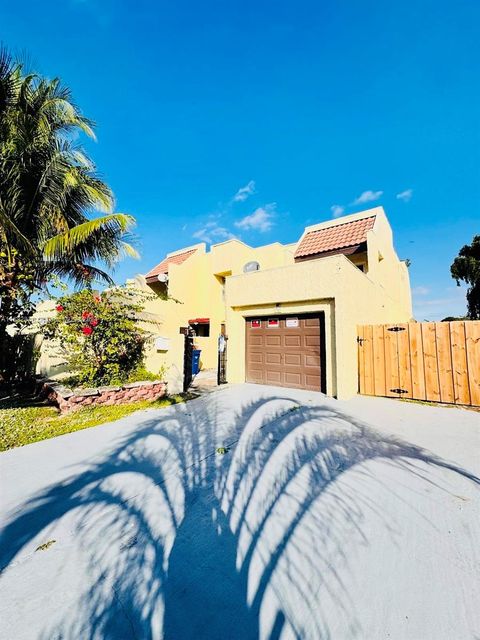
[154,336,170,351]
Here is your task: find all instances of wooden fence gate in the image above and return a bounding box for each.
[357,321,480,407]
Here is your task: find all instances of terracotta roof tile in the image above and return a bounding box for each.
[145,248,197,281]
[295,216,376,259]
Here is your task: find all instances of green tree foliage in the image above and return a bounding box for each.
[450,235,480,320]
[0,49,137,384]
[44,288,155,387]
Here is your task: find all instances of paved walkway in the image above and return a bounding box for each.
[0,385,479,639]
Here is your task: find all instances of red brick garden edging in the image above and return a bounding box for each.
[42,380,167,413]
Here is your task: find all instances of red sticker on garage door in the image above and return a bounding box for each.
[251,319,261,328]
[268,318,279,328]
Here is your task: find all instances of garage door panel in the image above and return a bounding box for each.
[306,374,321,387]
[247,363,264,378]
[265,352,281,364]
[285,372,302,385]
[266,370,282,384]
[246,314,325,392]
[305,335,320,348]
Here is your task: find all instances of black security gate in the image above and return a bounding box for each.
[217,331,228,385]
[183,329,194,391]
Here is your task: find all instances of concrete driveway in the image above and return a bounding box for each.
[0,384,479,640]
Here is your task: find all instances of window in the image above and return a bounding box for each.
[191,322,210,337]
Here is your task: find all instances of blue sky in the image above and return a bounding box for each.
[2,0,479,319]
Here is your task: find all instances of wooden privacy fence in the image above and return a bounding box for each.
[357,321,480,407]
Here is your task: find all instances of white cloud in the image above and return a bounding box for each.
[192,221,235,244]
[412,286,429,296]
[233,180,256,202]
[352,190,383,205]
[330,204,345,218]
[396,189,413,202]
[235,203,276,232]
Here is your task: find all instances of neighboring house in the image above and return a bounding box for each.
[142,207,412,398]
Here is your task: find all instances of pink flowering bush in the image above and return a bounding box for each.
[44,288,154,386]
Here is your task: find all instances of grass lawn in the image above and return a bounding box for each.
[0,394,188,452]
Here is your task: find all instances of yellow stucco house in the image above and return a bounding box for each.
[139,206,412,399]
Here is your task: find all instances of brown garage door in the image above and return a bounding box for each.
[245,314,325,392]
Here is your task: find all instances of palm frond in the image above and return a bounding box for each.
[0,204,35,254]
[120,241,140,260]
[44,260,115,287]
[0,49,21,116]
[42,214,136,261]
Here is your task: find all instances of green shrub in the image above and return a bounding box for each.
[122,366,167,384]
[62,365,167,389]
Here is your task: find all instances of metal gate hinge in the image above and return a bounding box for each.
[390,388,408,394]
[387,326,406,332]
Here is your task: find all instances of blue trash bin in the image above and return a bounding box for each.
[192,349,201,375]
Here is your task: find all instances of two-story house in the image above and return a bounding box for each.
[141,207,412,398]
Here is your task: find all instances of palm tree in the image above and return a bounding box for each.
[0,49,138,384]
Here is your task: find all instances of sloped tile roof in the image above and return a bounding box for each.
[145,248,197,282]
[295,216,376,259]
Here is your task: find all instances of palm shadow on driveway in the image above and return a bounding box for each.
[0,389,478,639]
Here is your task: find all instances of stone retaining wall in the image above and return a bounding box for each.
[42,380,167,413]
